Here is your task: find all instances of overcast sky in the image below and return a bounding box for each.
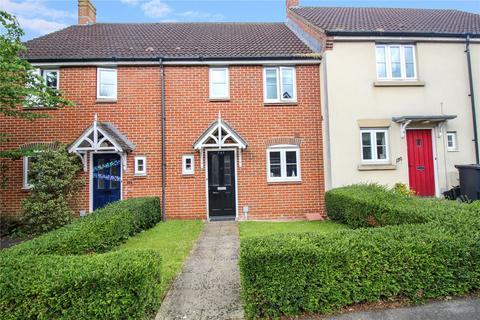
[1,0,479,40]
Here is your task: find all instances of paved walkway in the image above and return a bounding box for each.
[156,221,244,320]
[321,297,480,320]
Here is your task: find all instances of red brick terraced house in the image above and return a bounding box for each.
[0,0,325,221]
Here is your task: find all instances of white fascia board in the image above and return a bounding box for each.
[332,36,480,43]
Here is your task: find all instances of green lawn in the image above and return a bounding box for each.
[118,220,203,298]
[239,220,348,239]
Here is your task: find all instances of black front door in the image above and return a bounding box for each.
[208,151,236,218]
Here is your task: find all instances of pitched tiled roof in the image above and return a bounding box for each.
[23,23,316,62]
[291,7,480,37]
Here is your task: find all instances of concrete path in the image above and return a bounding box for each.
[156,221,244,320]
[321,297,480,320]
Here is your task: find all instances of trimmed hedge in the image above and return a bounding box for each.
[0,250,162,320]
[325,184,467,228]
[0,197,162,320]
[6,197,161,256]
[240,185,480,319]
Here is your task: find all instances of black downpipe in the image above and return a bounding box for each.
[465,35,480,164]
[160,58,166,222]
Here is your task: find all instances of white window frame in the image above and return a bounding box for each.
[446,131,458,151]
[263,67,297,103]
[266,145,301,182]
[97,67,117,100]
[23,156,32,189]
[360,129,390,163]
[375,44,417,80]
[134,156,147,176]
[209,67,229,99]
[41,69,59,89]
[182,155,194,175]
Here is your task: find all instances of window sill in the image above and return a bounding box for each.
[96,99,117,103]
[134,174,147,177]
[264,102,298,107]
[21,187,32,192]
[358,164,397,171]
[373,81,425,87]
[267,180,302,185]
[209,98,230,102]
[447,149,459,153]
[23,106,60,111]
[182,173,195,177]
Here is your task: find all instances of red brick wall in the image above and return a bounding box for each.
[0,64,324,220]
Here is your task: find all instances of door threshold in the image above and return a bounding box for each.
[209,216,236,222]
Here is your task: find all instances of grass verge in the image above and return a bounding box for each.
[118,220,204,299]
[239,220,348,239]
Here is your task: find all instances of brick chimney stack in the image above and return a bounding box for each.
[286,0,299,12]
[78,0,96,25]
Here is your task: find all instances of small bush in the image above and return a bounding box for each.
[8,197,161,256]
[22,147,84,235]
[0,250,162,320]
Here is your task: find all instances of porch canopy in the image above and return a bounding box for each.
[392,115,457,138]
[193,113,248,168]
[68,115,135,171]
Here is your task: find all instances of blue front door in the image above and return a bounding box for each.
[93,153,121,210]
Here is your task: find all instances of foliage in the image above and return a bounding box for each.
[119,220,204,299]
[239,220,348,239]
[10,197,161,256]
[0,11,72,122]
[0,250,162,320]
[240,185,480,319]
[393,182,416,196]
[0,214,21,237]
[0,197,163,320]
[20,146,84,235]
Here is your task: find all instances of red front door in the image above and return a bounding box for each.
[406,129,435,196]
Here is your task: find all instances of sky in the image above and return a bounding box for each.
[1,0,479,40]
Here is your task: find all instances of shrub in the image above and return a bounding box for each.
[0,250,162,320]
[240,224,480,319]
[325,184,467,228]
[7,197,161,256]
[21,147,84,235]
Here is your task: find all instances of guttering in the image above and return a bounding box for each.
[465,35,480,164]
[159,57,166,222]
[28,56,321,67]
[326,30,480,39]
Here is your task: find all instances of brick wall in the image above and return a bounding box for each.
[0,64,325,220]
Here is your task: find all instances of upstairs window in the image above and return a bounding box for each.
[264,67,296,103]
[376,44,416,80]
[41,70,59,89]
[134,156,147,176]
[209,68,229,99]
[267,146,301,182]
[182,155,194,175]
[97,68,117,100]
[361,129,389,163]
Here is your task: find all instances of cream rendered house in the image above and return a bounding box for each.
[287,4,480,196]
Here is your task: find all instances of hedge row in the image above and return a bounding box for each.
[0,197,162,319]
[240,185,480,319]
[6,196,161,256]
[0,250,162,320]
[325,184,468,228]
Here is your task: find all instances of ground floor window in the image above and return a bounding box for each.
[134,156,147,176]
[23,156,34,189]
[267,146,301,182]
[360,129,389,163]
[446,131,458,151]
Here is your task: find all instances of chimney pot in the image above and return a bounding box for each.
[78,0,96,25]
[286,0,299,11]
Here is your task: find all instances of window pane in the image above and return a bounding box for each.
[281,68,294,99]
[362,132,372,160]
[111,163,120,189]
[101,70,116,85]
[211,84,228,98]
[266,69,278,100]
[45,71,58,88]
[376,46,387,78]
[269,151,281,178]
[376,132,387,160]
[286,164,297,177]
[97,159,105,189]
[211,69,227,83]
[390,47,401,78]
[286,151,297,164]
[100,84,115,97]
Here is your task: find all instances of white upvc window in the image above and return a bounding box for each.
[41,69,59,89]
[23,156,33,189]
[267,145,301,182]
[375,44,417,80]
[134,156,147,176]
[446,131,458,151]
[97,68,117,100]
[182,155,194,175]
[264,67,297,103]
[360,129,390,163]
[209,67,229,99]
